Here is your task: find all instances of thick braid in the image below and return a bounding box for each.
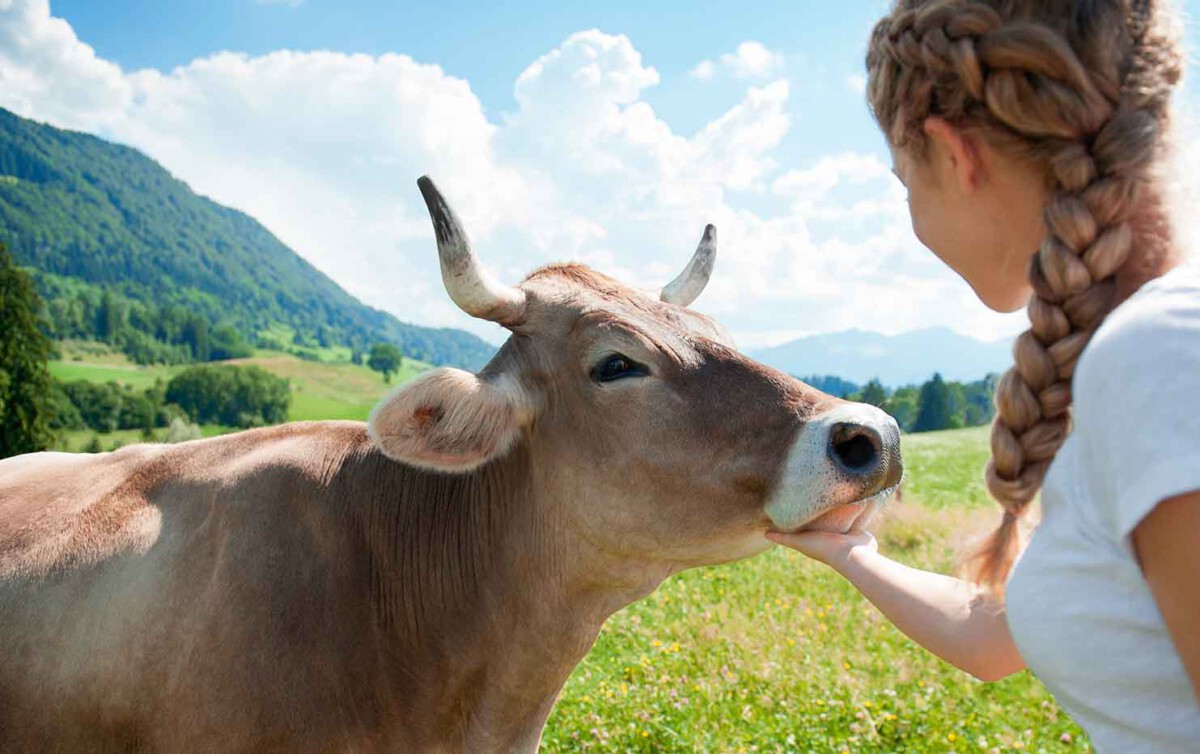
[867,0,1182,591]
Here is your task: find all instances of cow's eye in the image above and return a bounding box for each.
[592,354,648,383]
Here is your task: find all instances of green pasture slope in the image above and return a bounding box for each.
[49,348,430,423]
[540,426,1089,753]
[46,356,1085,751]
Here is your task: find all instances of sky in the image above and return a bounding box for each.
[1,0,1198,347]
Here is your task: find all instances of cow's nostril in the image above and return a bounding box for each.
[834,434,877,470]
[829,423,881,473]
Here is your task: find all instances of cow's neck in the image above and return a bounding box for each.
[353,441,671,753]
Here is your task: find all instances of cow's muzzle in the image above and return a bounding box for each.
[764,403,903,534]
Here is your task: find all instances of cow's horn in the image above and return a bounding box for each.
[660,224,716,307]
[417,176,527,326]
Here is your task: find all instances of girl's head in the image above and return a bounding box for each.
[866,0,1183,591]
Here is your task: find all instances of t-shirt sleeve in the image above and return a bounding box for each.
[1073,281,1200,543]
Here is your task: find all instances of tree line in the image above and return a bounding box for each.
[49,365,290,438]
[800,373,999,433]
[36,272,254,365]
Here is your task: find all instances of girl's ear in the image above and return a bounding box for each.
[923,116,984,192]
[367,368,526,473]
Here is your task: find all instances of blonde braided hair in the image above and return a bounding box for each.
[866,0,1182,592]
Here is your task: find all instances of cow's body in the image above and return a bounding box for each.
[0,178,902,752]
[0,422,635,752]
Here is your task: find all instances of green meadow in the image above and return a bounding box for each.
[541,426,1088,753]
[47,355,1084,751]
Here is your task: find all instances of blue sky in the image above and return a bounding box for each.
[4,0,1200,346]
[51,0,894,172]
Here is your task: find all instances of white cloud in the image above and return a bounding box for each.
[690,41,785,82]
[846,72,867,95]
[0,0,130,131]
[688,59,715,81]
[0,0,1027,347]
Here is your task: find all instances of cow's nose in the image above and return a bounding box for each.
[826,411,902,494]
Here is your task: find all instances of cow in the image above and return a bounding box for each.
[0,177,902,753]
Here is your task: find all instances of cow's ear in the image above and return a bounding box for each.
[367,368,525,473]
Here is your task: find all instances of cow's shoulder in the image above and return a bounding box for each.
[0,421,370,579]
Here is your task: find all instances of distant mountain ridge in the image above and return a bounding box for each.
[0,107,495,369]
[751,327,1014,387]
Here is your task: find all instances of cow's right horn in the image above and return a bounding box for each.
[417,176,527,326]
[660,224,716,308]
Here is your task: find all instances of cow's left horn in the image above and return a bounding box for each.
[660,224,716,307]
[418,176,527,326]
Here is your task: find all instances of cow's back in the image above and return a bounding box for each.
[0,423,392,753]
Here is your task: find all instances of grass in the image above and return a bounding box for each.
[227,354,429,421]
[899,425,996,510]
[48,361,178,390]
[539,427,1088,753]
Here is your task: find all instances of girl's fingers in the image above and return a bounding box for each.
[766,530,835,557]
[766,529,877,565]
[765,531,809,548]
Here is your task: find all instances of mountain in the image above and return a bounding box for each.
[751,327,1014,387]
[0,107,495,370]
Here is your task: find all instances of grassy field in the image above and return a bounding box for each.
[226,353,428,421]
[49,357,182,390]
[540,426,1087,753]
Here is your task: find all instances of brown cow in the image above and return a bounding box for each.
[0,177,901,753]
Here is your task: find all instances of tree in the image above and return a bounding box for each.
[182,316,210,362]
[859,379,888,407]
[165,364,289,428]
[59,381,124,433]
[368,343,404,383]
[913,372,960,433]
[97,289,120,343]
[209,324,252,361]
[882,386,919,431]
[165,417,203,444]
[0,243,55,458]
[800,374,859,398]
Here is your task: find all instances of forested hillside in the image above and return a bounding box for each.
[0,108,495,369]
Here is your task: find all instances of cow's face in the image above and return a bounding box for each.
[368,178,902,568]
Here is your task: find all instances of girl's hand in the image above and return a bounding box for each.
[766,529,878,570]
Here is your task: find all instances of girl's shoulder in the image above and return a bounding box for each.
[1078,261,1200,386]
[1069,260,1200,541]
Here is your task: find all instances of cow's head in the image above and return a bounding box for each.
[368,177,901,567]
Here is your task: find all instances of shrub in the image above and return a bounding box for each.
[165,417,203,444]
[165,364,289,428]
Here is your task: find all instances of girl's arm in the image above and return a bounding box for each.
[1132,490,1200,701]
[767,530,1025,682]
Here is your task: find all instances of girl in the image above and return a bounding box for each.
[769,2,1200,751]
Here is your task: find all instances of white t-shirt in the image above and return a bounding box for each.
[1006,262,1200,753]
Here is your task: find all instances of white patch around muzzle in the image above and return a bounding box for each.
[764,403,900,534]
